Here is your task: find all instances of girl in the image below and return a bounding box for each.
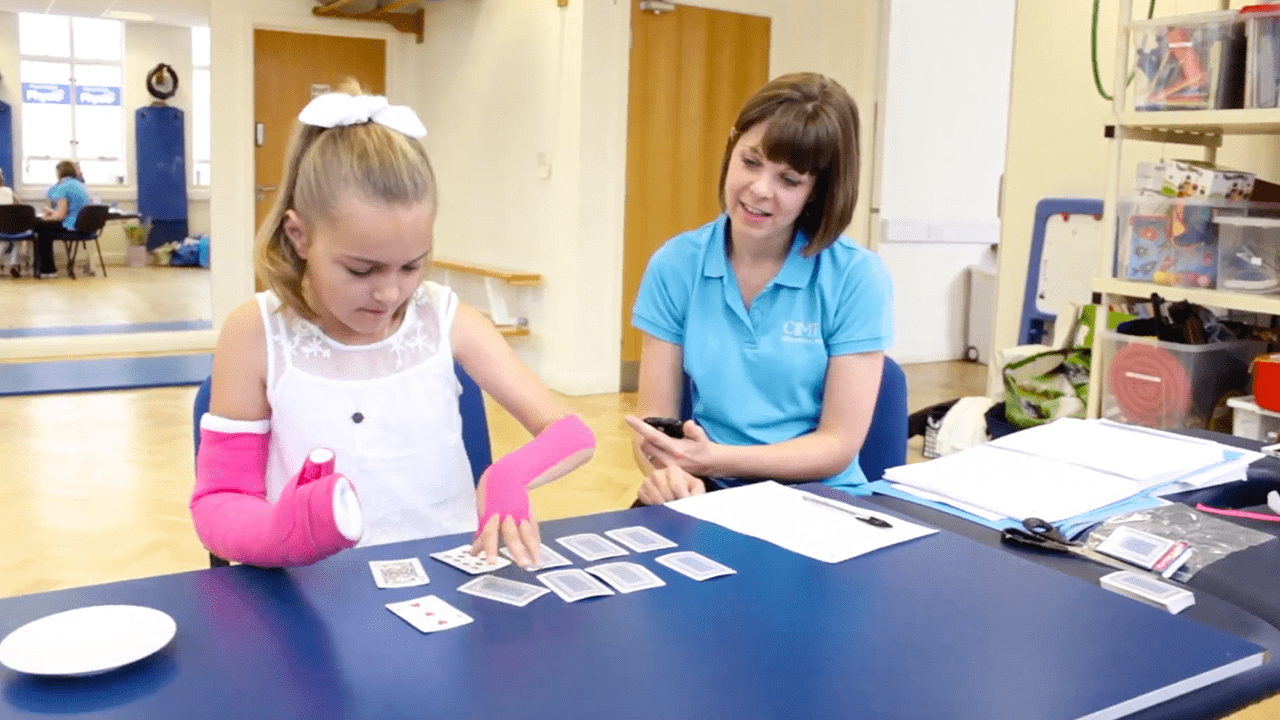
[192,85,594,569]
[626,72,893,504]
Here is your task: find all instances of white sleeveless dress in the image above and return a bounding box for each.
[256,280,477,547]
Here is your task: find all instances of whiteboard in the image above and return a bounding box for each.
[1035,212,1104,316]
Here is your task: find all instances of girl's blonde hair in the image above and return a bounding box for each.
[254,79,438,319]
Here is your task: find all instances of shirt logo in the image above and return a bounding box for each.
[781,320,821,344]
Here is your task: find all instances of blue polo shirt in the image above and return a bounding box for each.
[632,214,894,490]
[47,177,91,231]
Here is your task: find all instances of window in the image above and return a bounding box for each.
[192,26,210,186]
[18,13,124,186]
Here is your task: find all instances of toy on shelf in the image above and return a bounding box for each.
[1131,12,1245,111]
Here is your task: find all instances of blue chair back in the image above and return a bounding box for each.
[455,362,493,482]
[191,362,492,481]
[678,355,908,483]
[861,357,908,482]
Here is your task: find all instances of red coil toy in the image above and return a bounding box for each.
[1107,342,1193,428]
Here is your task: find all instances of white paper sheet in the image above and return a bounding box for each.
[987,419,1263,489]
[665,482,936,564]
[882,445,1144,522]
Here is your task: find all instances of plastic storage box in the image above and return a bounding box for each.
[1226,396,1280,441]
[1115,196,1247,289]
[1131,11,1246,111]
[1100,330,1265,430]
[1243,4,1280,108]
[1214,215,1280,293]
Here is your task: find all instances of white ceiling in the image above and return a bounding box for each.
[0,0,209,27]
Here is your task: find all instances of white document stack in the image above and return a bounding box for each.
[881,419,1262,523]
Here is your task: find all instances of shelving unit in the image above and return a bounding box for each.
[1088,0,1279,418]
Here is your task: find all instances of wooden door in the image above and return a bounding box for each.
[253,30,386,233]
[620,2,770,390]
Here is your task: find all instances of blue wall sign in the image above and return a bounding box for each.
[22,83,70,104]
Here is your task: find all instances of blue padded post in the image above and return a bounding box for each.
[0,101,13,190]
[136,105,189,249]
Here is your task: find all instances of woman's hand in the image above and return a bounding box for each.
[470,473,541,569]
[624,415,723,477]
[637,464,707,506]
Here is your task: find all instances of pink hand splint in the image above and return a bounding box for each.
[191,419,362,567]
[478,414,595,531]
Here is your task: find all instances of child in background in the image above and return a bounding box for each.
[192,82,594,569]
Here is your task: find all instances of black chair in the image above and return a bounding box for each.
[192,363,494,568]
[0,204,36,278]
[49,204,109,279]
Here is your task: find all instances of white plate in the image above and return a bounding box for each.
[0,605,176,677]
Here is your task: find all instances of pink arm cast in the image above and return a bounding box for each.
[479,414,596,528]
[190,416,361,567]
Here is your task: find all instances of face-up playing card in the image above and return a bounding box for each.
[537,568,616,602]
[386,595,473,633]
[556,533,628,562]
[456,575,549,607]
[604,526,678,553]
[585,562,666,593]
[500,543,574,571]
[430,544,513,575]
[369,558,430,589]
[655,551,736,581]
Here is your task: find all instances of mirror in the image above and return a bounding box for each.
[0,0,211,345]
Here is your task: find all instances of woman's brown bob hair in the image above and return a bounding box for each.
[717,72,860,255]
[254,79,438,320]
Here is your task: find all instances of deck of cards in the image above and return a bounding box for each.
[457,575,549,607]
[430,544,513,575]
[655,551,736,581]
[386,595,472,633]
[556,533,629,561]
[369,558,430,589]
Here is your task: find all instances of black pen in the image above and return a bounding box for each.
[802,494,893,528]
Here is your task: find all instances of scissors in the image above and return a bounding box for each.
[1000,517,1138,574]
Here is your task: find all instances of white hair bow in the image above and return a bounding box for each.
[297,92,427,139]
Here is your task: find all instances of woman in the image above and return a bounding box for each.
[625,72,894,504]
[33,160,91,278]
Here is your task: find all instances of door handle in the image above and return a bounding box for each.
[255,185,276,203]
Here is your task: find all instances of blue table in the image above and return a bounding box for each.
[0,494,1269,720]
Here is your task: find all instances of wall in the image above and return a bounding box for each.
[877,0,1013,364]
[992,0,1280,394]
[407,0,884,394]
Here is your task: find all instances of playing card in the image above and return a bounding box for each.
[500,543,574,570]
[556,533,629,561]
[585,562,666,593]
[456,575,549,607]
[369,558,430,589]
[537,568,616,602]
[604,526,678,553]
[655,551,737,581]
[429,544,513,575]
[386,595,473,633]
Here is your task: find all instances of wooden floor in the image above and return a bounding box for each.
[0,265,210,330]
[0,358,1275,719]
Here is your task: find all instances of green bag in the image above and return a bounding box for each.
[1003,347,1091,428]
